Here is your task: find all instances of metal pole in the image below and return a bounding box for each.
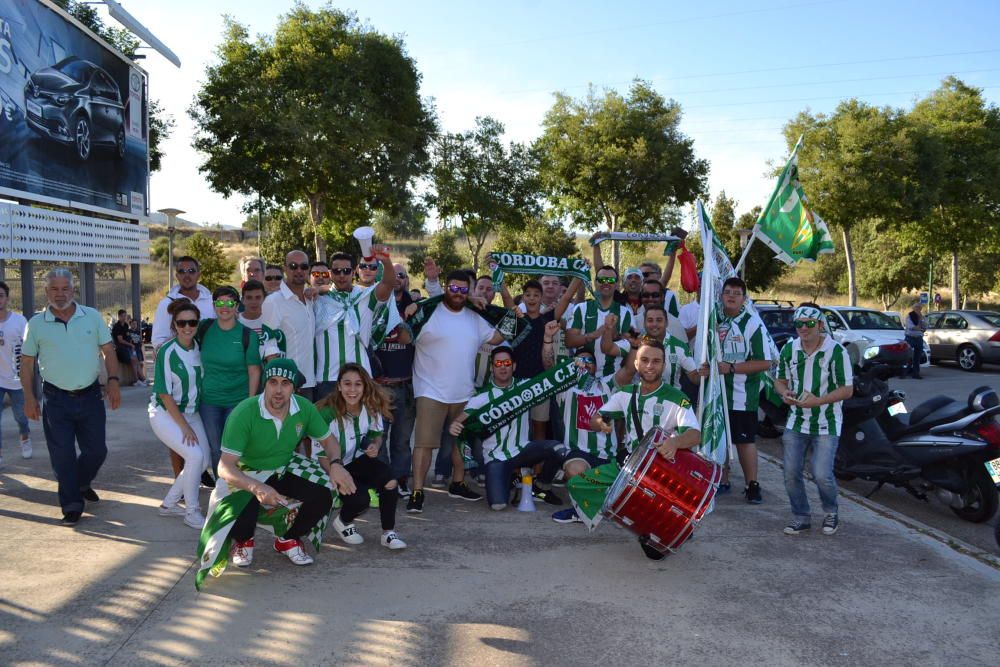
[167,228,175,289]
[20,259,34,316]
[82,263,96,308]
[928,262,934,313]
[131,264,141,322]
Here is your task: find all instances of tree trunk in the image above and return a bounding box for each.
[307,195,326,262]
[842,228,857,306]
[951,250,960,309]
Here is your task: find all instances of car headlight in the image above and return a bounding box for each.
[863,346,879,360]
[54,94,70,105]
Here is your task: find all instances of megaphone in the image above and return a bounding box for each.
[516,467,536,512]
[353,226,376,261]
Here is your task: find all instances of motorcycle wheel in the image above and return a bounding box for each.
[950,463,999,523]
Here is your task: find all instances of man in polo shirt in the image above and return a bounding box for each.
[20,268,122,525]
[219,359,356,567]
[263,250,317,399]
[152,256,216,348]
[775,303,853,537]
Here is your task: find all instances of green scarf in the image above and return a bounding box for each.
[588,231,682,256]
[462,359,580,439]
[489,252,591,290]
[409,294,532,347]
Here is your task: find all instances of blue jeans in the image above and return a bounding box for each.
[0,387,30,452]
[782,430,839,519]
[377,382,416,480]
[484,439,564,507]
[199,403,236,475]
[905,335,923,378]
[41,383,106,513]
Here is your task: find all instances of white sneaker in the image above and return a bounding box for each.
[158,503,186,517]
[19,438,32,459]
[490,503,507,511]
[333,515,364,545]
[230,539,254,567]
[381,531,407,550]
[274,538,314,565]
[431,474,446,488]
[184,510,206,529]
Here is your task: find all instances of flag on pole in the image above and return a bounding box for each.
[753,136,835,265]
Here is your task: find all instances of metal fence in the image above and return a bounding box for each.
[0,261,153,317]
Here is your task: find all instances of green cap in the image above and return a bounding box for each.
[263,358,303,388]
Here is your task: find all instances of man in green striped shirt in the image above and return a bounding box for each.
[600,307,698,392]
[565,265,633,378]
[774,303,853,536]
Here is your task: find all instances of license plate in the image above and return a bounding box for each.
[986,457,1000,485]
[25,100,41,118]
[888,401,907,416]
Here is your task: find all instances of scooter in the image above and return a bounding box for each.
[835,364,1000,523]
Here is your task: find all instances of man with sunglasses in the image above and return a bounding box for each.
[601,307,698,392]
[355,256,380,288]
[774,304,853,536]
[263,265,284,295]
[565,266,633,379]
[152,256,216,349]
[262,250,317,398]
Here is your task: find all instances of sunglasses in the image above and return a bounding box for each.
[264,275,283,282]
[175,319,199,328]
[396,272,408,279]
[448,284,469,294]
[286,262,309,271]
[176,267,198,275]
[493,358,513,368]
[214,299,238,308]
[576,355,596,365]
[358,262,379,271]
[641,292,663,299]
[595,276,617,285]
[311,271,331,279]
[794,319,819,329]
[330,267,353,276]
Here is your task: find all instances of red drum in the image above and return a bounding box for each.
[602,428,722,554]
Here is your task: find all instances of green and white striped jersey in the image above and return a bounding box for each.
[717,305,772,411]
[150,338,203,414]
[318,404,385,465]
[569,299,633,377]
[239,314,286,359]
[777,335,852,436]
[466,379,530,462]
[599,381,700,452]
[615,335,696,391]
[557,375,617,461]
[314,286,386,382]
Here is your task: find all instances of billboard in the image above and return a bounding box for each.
[0,0,149,218]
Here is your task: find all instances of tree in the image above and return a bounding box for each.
[150,236,170,266]
[783,100,923,305]
[407,228,466,284]
[428,117,540,273]
[908,77,1000,308]
[535,80,708,269]
[805,250,847,303]
[184,233,235,290]
[55,1,173,171]
[853,219,932,309]
[490,217,580,291]
[258,208,312,265]
[958,249,1000,307]
[190,5,436,261]
[372,201,427,240]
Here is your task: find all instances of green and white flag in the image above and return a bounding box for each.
[566,461,621,532]
[754,136,835,265]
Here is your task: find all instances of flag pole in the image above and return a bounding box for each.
[733,232,757,275]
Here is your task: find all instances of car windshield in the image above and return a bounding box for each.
[54,58,92,83]
[976,313,1000,328]
[760,309,795,329]
[840,310,902,330]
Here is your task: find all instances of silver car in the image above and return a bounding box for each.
[925,310,1000,371]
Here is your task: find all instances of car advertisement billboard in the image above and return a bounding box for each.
[0,0,148,218]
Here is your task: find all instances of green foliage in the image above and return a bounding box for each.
[428,117,540,273]
[372,201,427,240]
[805,251,847,303]
[736,206,790,292]
[183,233,235,290]
[259,208,312,265]
[535,80,708,268]
[491,218,579,291]
[407,228,466,282]
[150,236,170,266]
[853,220,932,309]
[190,5,436,259]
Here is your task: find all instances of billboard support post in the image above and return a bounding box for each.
[21,261,34,315]
[81,263,96,308]
[131,264,141,322]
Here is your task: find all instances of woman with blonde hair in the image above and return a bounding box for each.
[315,363,406,549]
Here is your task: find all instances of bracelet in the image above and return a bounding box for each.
[543,339,554,344]
[107,376,120,383]
[329,458,343,466]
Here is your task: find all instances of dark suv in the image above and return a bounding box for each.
[24,56,126,161]
[754,300,797,350]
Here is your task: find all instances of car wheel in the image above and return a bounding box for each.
[74,115,91,161]
[956,345,982,372]
[115,125,125,160]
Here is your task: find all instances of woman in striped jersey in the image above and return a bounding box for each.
[315,364,406,550]
[148,299,210,529]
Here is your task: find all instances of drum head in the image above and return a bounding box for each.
[600,428,665,515]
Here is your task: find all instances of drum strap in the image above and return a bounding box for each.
[630,384,644,443]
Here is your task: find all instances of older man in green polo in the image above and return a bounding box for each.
[196,358,356,588]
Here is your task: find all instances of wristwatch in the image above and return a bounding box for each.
[329,457,343,466]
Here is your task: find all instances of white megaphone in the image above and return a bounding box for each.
[353,226,376,261]
[516,467,536,512]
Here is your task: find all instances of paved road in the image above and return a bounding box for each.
[758,362,1000,554]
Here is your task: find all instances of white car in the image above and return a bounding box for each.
[820,306,930,369]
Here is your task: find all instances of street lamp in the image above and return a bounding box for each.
[737,229,753,279]
[157,208,185,289]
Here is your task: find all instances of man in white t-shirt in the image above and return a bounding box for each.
[408,270,506,513]
[0,281,31,467]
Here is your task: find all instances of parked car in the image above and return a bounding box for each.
[925,310,1000,371]
[821,306,930,372]
[754,300,797,350]
[23,56,126,161]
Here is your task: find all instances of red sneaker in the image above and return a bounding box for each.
[273,537,314,566]
[230,538,254,567]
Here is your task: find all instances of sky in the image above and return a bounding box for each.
[98,0,1000,228]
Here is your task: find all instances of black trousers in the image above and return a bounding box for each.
[340,455,397,530]
[230,472,333,542]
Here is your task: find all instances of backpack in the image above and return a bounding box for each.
[194,319,251,353]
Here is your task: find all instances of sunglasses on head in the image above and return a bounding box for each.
[286,262,309,271]
[493,358,513,368]
[174,318,199,328]
[330,267,353,276]
[214,298,238,308]
[358,262,379,271]
[311,271,331,279]
[264,275,282,281]
[176,267,198,275]
[596,276,617,285]
[794,319,819,329]
[448,284,469,294]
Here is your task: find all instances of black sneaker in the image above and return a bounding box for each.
[744,481,763,504]
[397,479,411,498]
[638,535,666,560]
[61,511,82,525]
[532,484,563,506]
[783,518,811,535]
[81,487,100,503]
[406,490,424,513]
[201,472,216,489]
[447,481,482,501]
[822,513,839,535]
